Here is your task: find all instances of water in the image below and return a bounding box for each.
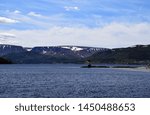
[0,64,150,98]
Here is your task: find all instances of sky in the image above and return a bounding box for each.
[0,0,150,48]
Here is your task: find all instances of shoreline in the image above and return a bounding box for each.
[114,67,150,72]
[81,65,150,72]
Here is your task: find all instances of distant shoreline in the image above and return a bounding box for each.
[114,67,150,72]
[81,65,150,72]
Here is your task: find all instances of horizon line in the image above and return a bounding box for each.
[0,43,150,49]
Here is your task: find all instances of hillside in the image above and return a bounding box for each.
[87,45,150,64]
[1,44,150,64]
[3,52,83,64]
[1,44,107,64]
[0,44,26,56]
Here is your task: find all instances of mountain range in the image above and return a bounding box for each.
[0,44,107,64]
[0,44,150,64]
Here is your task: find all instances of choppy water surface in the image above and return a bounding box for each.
[0,64,150,98]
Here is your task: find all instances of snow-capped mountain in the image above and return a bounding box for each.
[0,44,107,58]
[0,44,108,63]
[30,46,108,58]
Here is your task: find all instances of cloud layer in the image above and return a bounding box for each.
[0,22,150,48]
[0,33,15,38]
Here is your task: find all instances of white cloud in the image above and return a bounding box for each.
[0,33,16,39]
[0,23,150,48]
[28,12,42,17]
[0,33,17,44]
[14,10,21,14]
[64,6,80,11]
[6,10,21,14]
[4,10,63,28]
[0,16,19,24]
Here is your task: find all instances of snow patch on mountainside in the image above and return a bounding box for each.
[71,47,83,51]
[42,50,47,54]
[61,46,83,51]
[26,48,32,51]
[61,46,71,50]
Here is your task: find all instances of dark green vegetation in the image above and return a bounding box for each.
[0,57,12,64]
[87,45,150,64]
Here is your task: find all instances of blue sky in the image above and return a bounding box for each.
[0,0,150,48]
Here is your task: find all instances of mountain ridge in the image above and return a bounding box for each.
[0,44,108,64]
[87,44,150,64]
[1,44,150,64]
